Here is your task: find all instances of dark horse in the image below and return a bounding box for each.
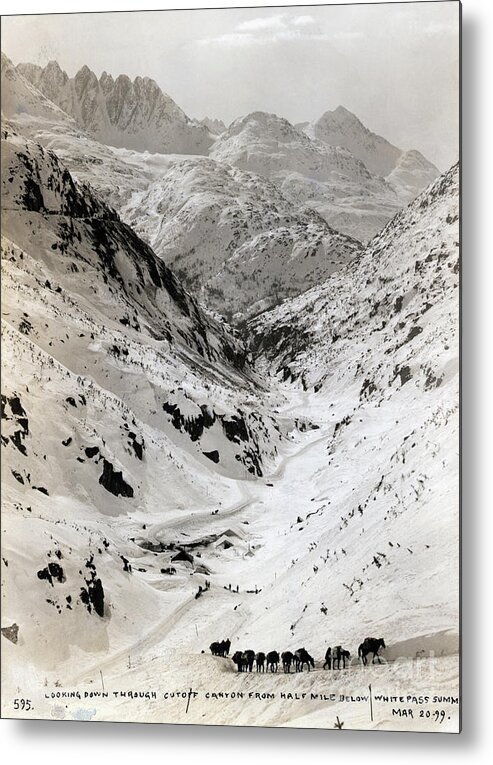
[232,651,247,672]
[209,638,231,657]
[323,647,332,670]
[255,652,266,672]
[244,649,255,672]
[281,651,294,673]
[333,645,351,669]
[358,637,386,665]
[294,648,315,672]
[266,651,280,672]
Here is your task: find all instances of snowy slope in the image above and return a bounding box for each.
[16,59,213,155]
[387,149,441,203]
[2,134,459,730]
[246,164,459,656]
[1,127,316,680]
[1,62,459,731]
[121,155,362,321]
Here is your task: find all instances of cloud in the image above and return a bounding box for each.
[198,14,328,48]
[236,15,286,33]
[292,16,316,28]
[197,32,257,48]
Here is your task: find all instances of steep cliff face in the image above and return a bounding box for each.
[16,59,213,155]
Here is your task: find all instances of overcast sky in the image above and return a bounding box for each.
[1,1,460,170]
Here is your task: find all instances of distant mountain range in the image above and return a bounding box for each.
[1,53,442,319]
[210,108,439,241]
[15,58,213,154]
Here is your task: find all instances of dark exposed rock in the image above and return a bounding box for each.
[8,396,26,417]
[120,555,132,572]
[33,485,49,495]
[360,379,377,399]
[127,432,144,461]
[84,446,99,458]
[394,295,404,313]
[1,623,19,644]
[99,458,134,498]
[79,555,105,617]
[80,578,105,617]
[394,365,412,386]
[221,415,249,443]
[162,401,214,442]
[37,562,65,586]
[203,450,220,464]
[405,326,423,343]
[10,430,27,455]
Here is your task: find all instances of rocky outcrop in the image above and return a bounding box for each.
[16,59,213,155]
[99,459,134,498]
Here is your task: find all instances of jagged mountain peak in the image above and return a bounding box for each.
[332,104,364,122]
[2,55,74,126]
[199,116,226,135]
[44,59,64,75]
[74,63,97,83]
[305,105,402,176]
[99,71,115,95]
[15,59,213,155]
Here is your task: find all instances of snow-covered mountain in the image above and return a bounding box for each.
[199,116,227,136]
[209,111,404,242]
[386,148,441,202]
[2,61,363,319]
[210,110,375,183]
[210,109,440,243]
[1,137,459,727]
[2,125,321,671]
[305,105,403,177]
[121,155,362,321]
[305,105,440,200]
[247,162,459,640]
[1,51,459,730]
[1,53,74,127]
[16,59,213,155]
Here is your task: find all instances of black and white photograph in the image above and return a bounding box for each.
[1,0,460,733]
